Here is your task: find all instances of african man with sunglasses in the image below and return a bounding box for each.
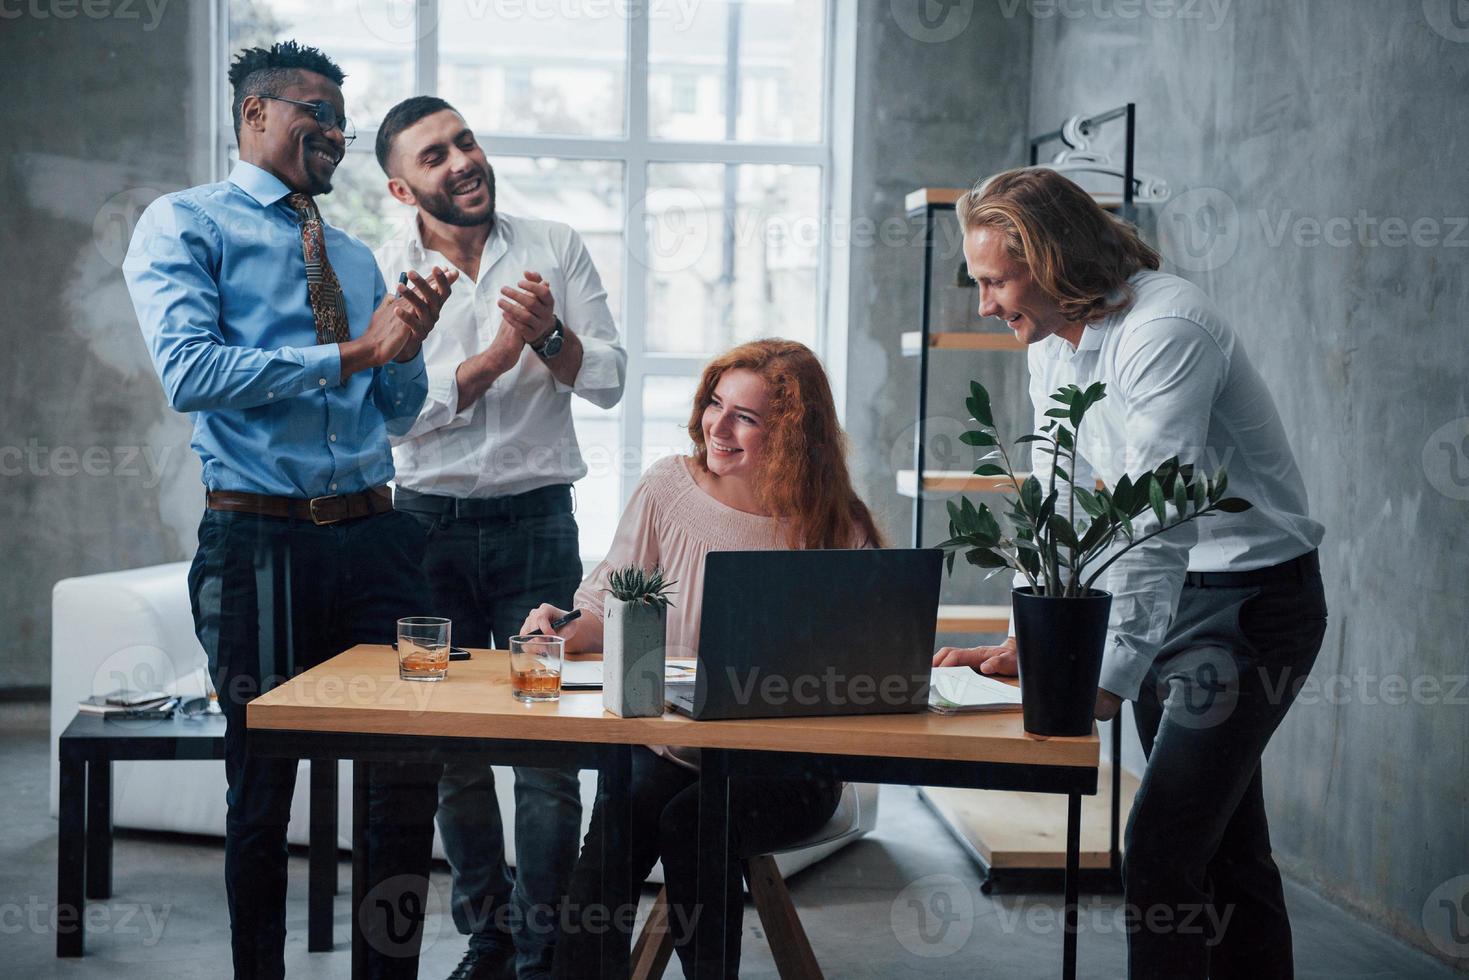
[124,42,457,979]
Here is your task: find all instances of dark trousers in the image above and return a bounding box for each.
[400,490,584,977]
[553,748,843,980]
[189,507,443,980]
[1124,553,1328,980]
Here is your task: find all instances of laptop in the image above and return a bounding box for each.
[665,549,942,721]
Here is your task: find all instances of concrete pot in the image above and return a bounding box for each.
[603,596,667,717]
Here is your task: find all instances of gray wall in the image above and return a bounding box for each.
[0,3,209,689]
[1012,0,1467,966]
[842,0,1034,630]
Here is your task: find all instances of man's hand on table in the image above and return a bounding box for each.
[932,636,1018,676]
[934,638,1125,721]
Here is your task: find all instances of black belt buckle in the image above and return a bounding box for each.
[309,494,348,525]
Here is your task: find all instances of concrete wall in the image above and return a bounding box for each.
[841,0,1034,629]
[0,2,209,689]
[1016,0,1469,967]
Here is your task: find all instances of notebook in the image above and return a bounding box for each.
[560,660,697,690]
[927,667,1024,714]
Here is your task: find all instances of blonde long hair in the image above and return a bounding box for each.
[957,167,1160,323]
[687,339,886,551]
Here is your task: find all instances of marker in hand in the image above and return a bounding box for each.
[529,609,582,637]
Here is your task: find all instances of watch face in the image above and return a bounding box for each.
[541,333,564,357]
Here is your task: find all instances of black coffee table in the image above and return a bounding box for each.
[56,711,339,957]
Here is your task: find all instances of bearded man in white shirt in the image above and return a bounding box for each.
[934,168,1327,980]
[373,96,627,980]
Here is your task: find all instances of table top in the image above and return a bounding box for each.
[247,646,1098,769]
[62,711,227,742]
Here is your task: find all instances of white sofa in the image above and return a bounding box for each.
[49,562,877,879]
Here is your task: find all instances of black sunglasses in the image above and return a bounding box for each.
[260,95,356,146]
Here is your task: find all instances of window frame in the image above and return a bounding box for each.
[214,0,851,513]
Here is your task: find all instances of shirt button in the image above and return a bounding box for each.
[331,483,338,491]
[329,434,337,443]
[319,378,327,386]
[267,392,274,399]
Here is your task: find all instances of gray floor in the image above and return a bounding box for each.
[1,701,1457,979]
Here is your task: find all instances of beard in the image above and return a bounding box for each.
[412,163,496,228]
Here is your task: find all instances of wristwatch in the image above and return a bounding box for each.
[532,316,565,359]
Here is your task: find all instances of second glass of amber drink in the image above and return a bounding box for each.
[508,635,564,702]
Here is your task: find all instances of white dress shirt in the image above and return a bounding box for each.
[376,212,627,499]
[1015,270,1324,700]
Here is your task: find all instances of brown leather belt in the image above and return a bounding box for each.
[206,486,394,525]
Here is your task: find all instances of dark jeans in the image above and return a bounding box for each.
[553,748,843,980]
[1125,553,1328,980]
[189,507,442,980]
[404,500,584,978]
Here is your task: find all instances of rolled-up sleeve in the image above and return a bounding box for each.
[1096,316,1227,700]
[123,195,340,413]
[555,229,626,409]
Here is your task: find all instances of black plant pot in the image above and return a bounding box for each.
[1011,587,1113,737]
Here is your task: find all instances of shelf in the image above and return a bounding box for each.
[905,185,1123,215]
[901,331,1025,355]
[897,470,1106,498]
[920,759,1140,871]
[904,187,968,212]
[937,604,1009,633]
[897,470,1018,497]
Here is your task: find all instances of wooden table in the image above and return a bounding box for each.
[247,645,1100,979]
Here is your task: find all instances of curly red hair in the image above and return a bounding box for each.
[686,339,886,551]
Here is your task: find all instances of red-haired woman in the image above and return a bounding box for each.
[522,338,885,979]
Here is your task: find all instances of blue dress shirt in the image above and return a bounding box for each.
[123,161,427,497]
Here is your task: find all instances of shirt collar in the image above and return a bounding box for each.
[402,212,508,270]
[228,160,292,209]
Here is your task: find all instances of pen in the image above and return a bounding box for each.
[529,609,582,636]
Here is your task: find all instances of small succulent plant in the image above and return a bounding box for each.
[606,564,678,610]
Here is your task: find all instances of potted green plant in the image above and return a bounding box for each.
[603,564,677,718]
[936,380,1251,736]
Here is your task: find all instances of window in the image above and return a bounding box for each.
[223,0,836,561]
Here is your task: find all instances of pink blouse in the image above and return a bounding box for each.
[574,454,825,770]
[574,454,795,662]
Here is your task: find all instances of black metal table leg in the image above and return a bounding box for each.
[351,759,369,980]
[85,757,112,900]
[1063,792,1081,980]
[694,749,730,980]
[309,758,337,952]
[597,744,632,977]
[57,744,86,957]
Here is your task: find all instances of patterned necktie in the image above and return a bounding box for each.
[285,193,351,345]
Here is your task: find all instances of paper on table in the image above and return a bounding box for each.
[561,660,697,690]
[928,666,1024,714]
